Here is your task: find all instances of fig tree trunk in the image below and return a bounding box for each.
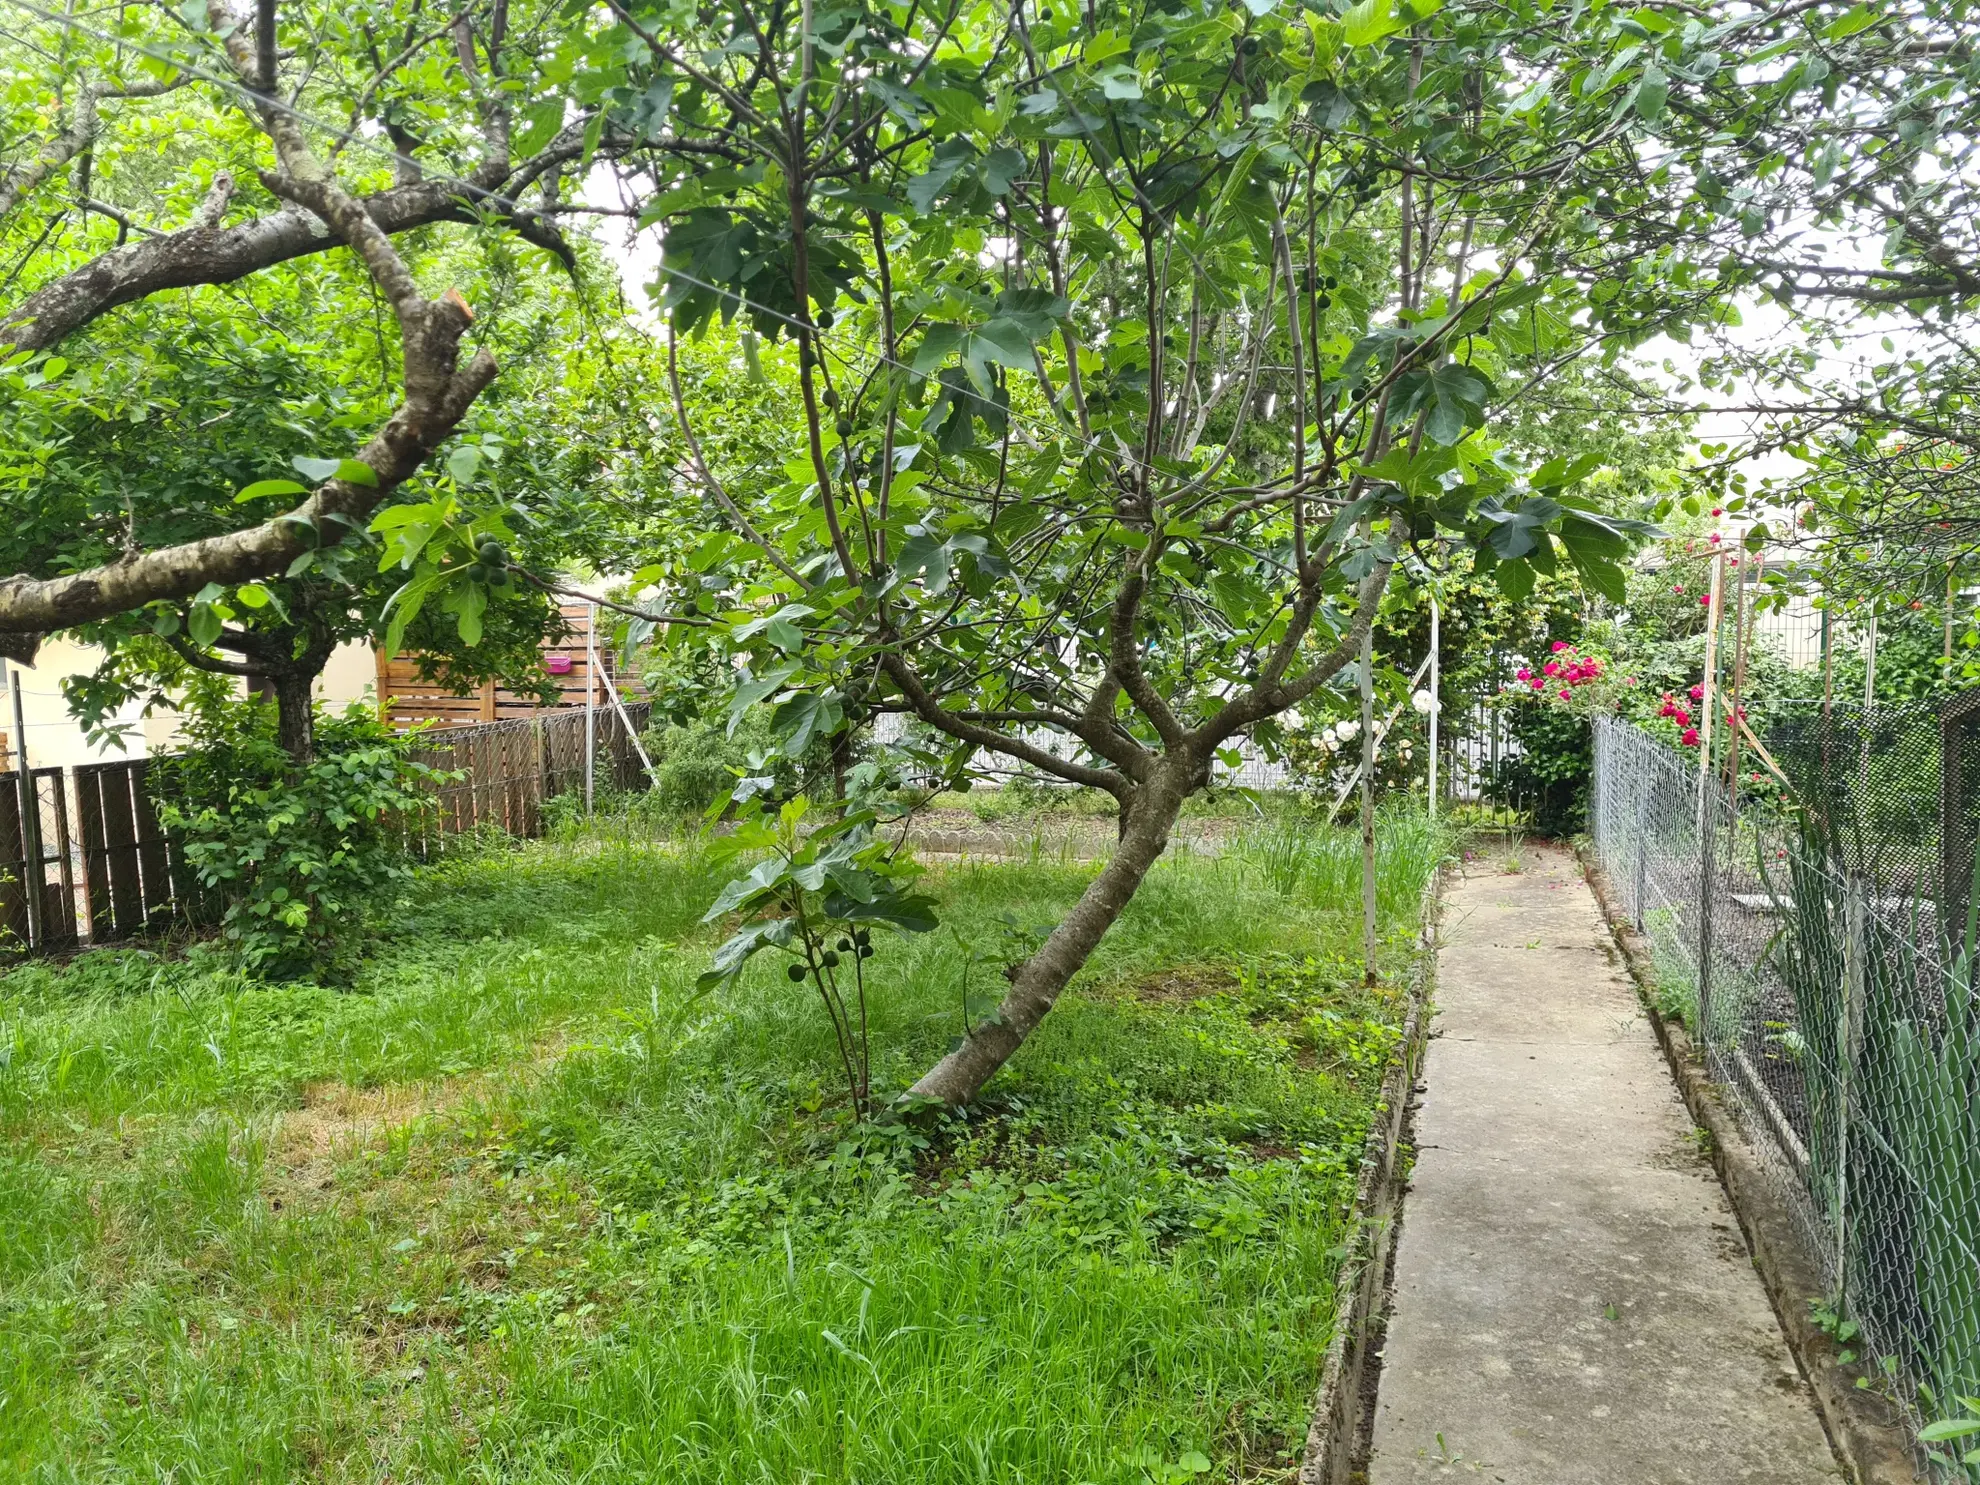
[905,758,1191,1108]
[270,669,316,768]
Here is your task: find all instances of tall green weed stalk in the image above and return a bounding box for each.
[1880,869,1980,1476]
[1238,806,1447,920]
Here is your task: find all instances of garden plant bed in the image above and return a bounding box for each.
[0,813,1441,1482]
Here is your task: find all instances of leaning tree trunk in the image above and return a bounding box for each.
[905,761,1190,1107]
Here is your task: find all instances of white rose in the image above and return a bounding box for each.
[1411,688,1436,714]
[1337,719,1359,741]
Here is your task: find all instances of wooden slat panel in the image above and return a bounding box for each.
[0,774,28,950]
[130,762,175,921]
[75,767,112,941]
[376,601,644,732]
[96,764,143,938]
[38,770,78,947]
[0,690,657,956]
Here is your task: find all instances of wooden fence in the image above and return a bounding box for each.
[375,602,646,729]
[0,700,654,958]
[407,701,653,842]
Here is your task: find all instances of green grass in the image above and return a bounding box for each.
[0,813,1443,1484]
[1232,803,1447,922]
[927,781,1319,826]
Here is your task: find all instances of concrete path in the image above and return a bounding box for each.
[1366,842,1842,1483]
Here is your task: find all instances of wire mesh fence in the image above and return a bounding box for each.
[1592,705,1980,1478]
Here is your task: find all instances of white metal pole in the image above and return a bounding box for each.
[8,667,41,945]
[1427,588,1441,820]
[1862,611,1879,710]
[1360,624,1378,985]
[584,604,597,815]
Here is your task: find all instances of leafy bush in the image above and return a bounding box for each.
[1494,702,1592,837]
[698,795,936,1119]
[651,717,758,816]
[1274,705,1427,803]
[150,685,445,977]
[649,706,843,818]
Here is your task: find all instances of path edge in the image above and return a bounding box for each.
[1576,844,1922,1485]
[1297,866,1443,1485]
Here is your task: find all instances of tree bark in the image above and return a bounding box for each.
[0,171,576,356]
[0,174,498,663]
[905,759,1189,1107]
[270,669,316,767]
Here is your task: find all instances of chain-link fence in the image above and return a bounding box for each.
[1592,705,1980,1478]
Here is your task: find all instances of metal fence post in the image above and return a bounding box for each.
[1632,772,1649,931]
[9,668,42,947]
[584,603,597,815]
[1834,879,1866,1306]
[1696,778,1717,1053]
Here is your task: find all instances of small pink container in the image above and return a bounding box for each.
[545,654,574,675]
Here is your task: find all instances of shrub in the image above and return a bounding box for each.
[652,717,756,816]
[1494,702,1591,836]
[150,687,445,977]
[648,710,832,818]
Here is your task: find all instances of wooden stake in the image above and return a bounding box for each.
[1697,550,1725,830]
[1727,552,1759,808]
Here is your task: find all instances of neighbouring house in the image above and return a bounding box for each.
[0,636,161,771]
[0,602,643,770]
